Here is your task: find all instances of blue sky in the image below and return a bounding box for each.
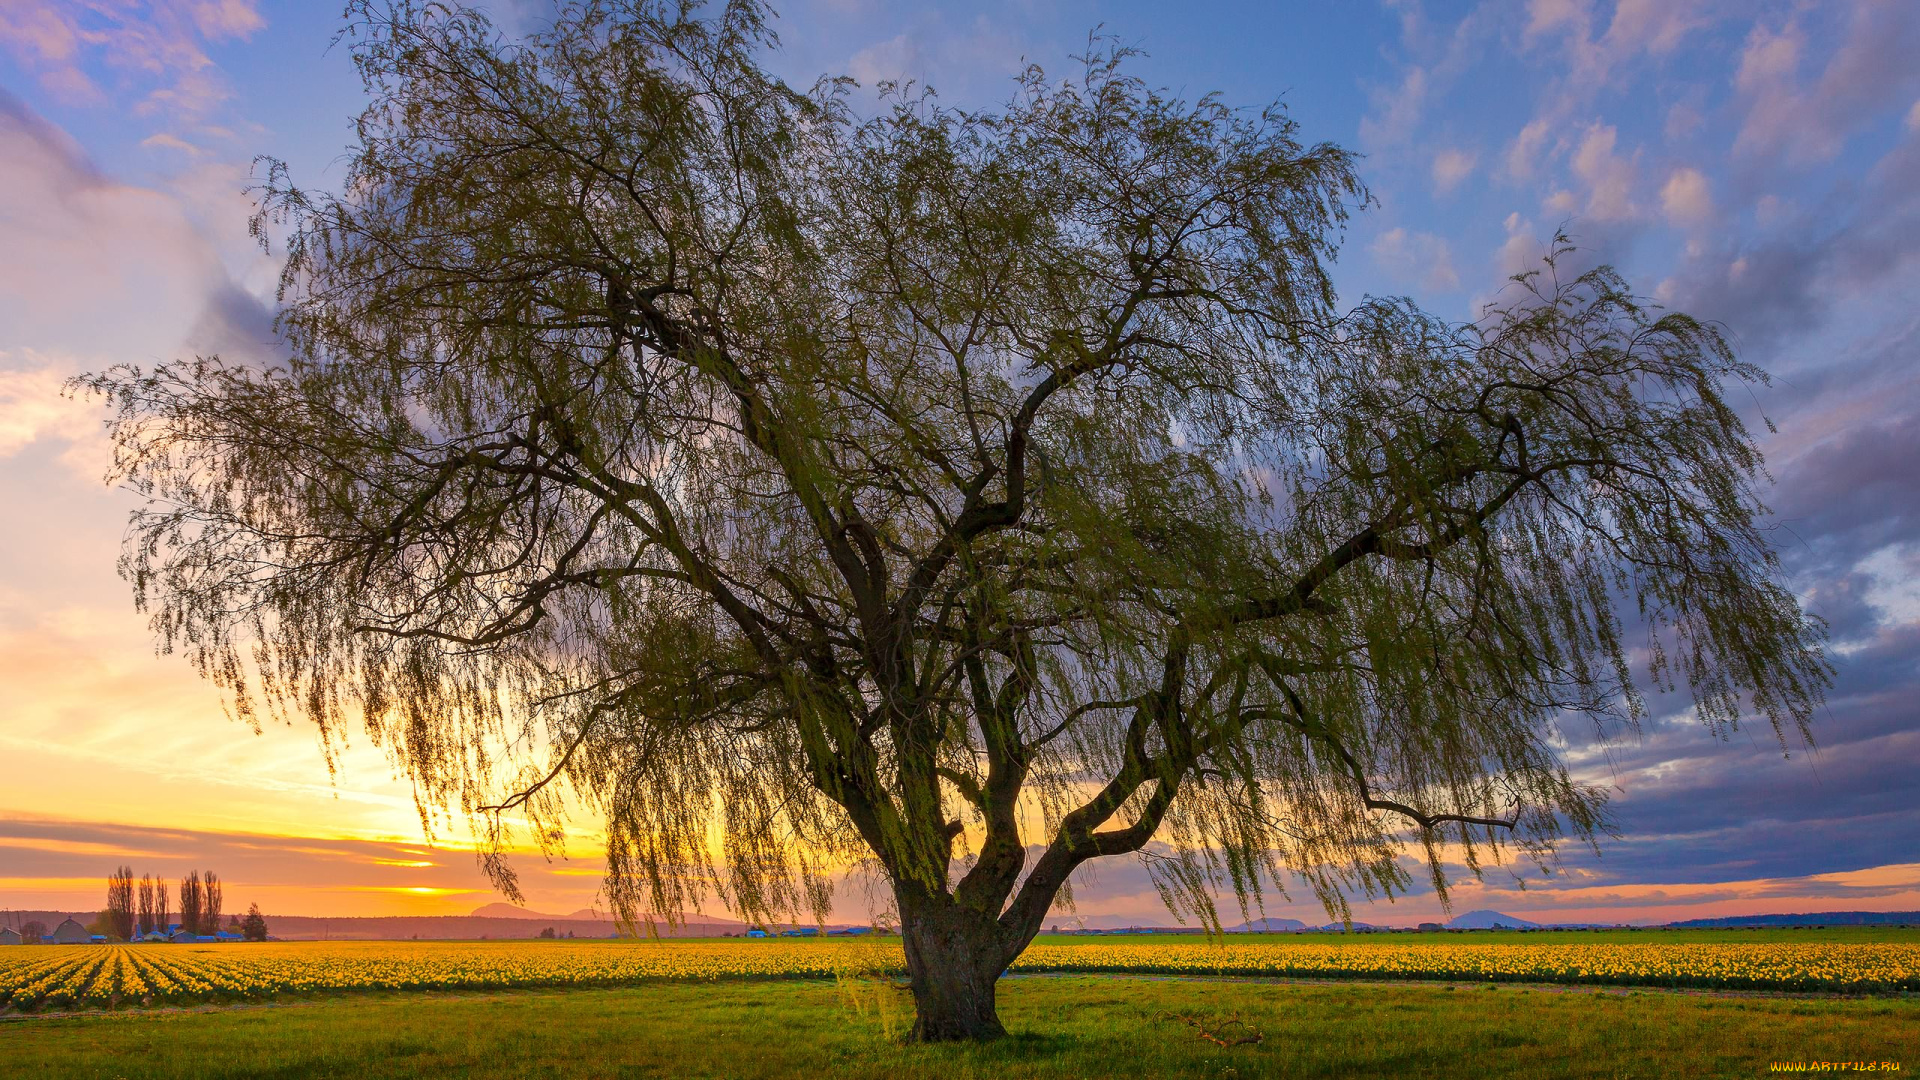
[1,0,1916,925]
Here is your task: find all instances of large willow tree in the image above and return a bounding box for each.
[85,0,1828,1039]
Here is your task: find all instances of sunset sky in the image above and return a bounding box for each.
[2,0,1917,928]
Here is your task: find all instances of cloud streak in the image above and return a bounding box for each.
[0,813,606,918]
[0,0,264,117]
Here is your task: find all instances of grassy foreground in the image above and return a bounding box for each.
[6,975,1915,1079]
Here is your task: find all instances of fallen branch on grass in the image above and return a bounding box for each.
[1157,1011,1264,1047]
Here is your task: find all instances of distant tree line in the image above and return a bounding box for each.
[1,912,49,940]
[104,866,227,938]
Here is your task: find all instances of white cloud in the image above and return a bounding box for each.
[1603,0,1703,55]
[1524,0,1589,42]
[1505,116,1555,180]
[1660,167,1714,227]
[1357,5,1497,161]
[140,132,202,155]
[0,103,233,362]
[842,17,1026,100]
[848,33,919,87]
[1734,20,1803,94]
[0,100,276,483]
[1359,65,1430,150]
[1908,101,1920,132]
[1496,213,1546,279]
[183,0,265,39]
[1856,542,1920,625]
[1733,3,1920,164]
[0,5,93,102]
[0,359,95,464]
[0,0,265,119]
[1431,148,1476,195]
[1497,0,1719,238]
[1570,122,1638,221]
[1371,227,1461,292]
[1521,0,1713,92]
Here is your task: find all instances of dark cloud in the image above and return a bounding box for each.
[1554,94,1920,913]
[1731,1,1920,167]
[183,282,280,365]
[0,815,451,879]
[0,86,105,182]
[1536,616,1920,891]
[0,814,558,915]
[1671,135,1920,351]
[1775,397,1920,574]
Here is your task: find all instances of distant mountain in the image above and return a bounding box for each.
[470,903,605,921]
[1236,917,1307,932]
[1665,911,1920,928]
[1229,916,1394,932]
[1447,909,1542,930]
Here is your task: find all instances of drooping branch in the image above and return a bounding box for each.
[1266,685,1518,833]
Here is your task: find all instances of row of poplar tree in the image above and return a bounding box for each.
[102,866,224,939]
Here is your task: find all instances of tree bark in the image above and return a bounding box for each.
[897,887,1013,1042]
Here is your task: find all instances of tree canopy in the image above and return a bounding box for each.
[82,0,1829,1039]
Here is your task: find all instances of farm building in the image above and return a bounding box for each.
[51,918,89,944]
[0,926,21,945]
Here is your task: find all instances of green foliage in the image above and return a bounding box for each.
[834,968,911,1041]
[78,0,1826,999]
[243,903,269,943]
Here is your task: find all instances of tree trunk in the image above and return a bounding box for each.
[898,889,1012,1042]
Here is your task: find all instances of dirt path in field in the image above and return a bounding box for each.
[1002,970,1914,1002]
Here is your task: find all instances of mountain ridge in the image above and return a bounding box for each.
[1446,909,1543,930]
[469,902,608,921]
[1235,917,1307,932]
[1665,910,1920,928]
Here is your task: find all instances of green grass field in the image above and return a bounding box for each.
[5,973,1915,1079]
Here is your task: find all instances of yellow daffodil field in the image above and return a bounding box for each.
[3,935,1916,1013]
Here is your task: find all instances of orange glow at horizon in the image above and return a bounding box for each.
[5,805,1920,927]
